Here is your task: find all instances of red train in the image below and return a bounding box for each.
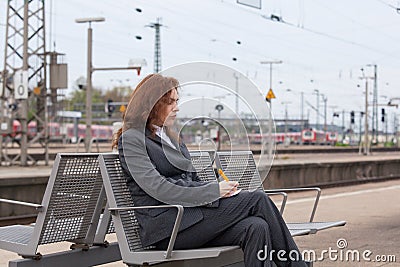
[10,120,114,142]
[301,129,338,145]
[248,132,301,145]
[248,129,338,146]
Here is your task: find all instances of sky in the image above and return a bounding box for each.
[1,0,400,132]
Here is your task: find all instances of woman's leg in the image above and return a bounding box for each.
[155,190,306,266]
[206,216,274,267]
[242,190,305,266]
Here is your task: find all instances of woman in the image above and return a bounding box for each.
[112,74,307,267]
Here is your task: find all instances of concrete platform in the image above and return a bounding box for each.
[1,179,399,266]
[281,179,400,267]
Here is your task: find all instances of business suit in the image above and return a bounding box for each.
[119,127,306,267]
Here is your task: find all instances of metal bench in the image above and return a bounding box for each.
[0,153,121,267]
[189,151,311,237]
[99,153,245,267]
[214,151,346,234]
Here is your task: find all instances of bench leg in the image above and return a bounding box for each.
[8,242,121,267]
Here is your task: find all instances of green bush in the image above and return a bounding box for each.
[335,142,349,147]
[384,142,395,147]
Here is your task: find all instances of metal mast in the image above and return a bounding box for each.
[1,0,47,166]
[147,17,163,73]
[372,65,378,142]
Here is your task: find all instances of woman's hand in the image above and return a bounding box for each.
[219,181,239,198]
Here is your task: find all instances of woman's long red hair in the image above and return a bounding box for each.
[112,74,179,149]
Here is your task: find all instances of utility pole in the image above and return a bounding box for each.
[147,18,163,73]
[367,64,378,142]
[76,17,142,153]
[322,94,327,132]
[313,89,320,130]
[215,104,224,151]
[282,101,291,147]
[2,0,46,166]
[395,114,399,148]
[260,60,282,160]
[364,79,369,155]
[286,88,305,141]
[342,110,345,142]
[301,91,304,130]
[385,111,388,143]
[233,72,239,115]
[20,2,29,166]
[359,111,363,145]
[360,68,374,155]
[76,17,105,152]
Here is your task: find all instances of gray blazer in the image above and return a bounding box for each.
[118,127,220,247]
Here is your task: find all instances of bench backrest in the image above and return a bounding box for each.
[35,153,104,246]
[215,151,263,191]
[98,153,146,254]
[188,151,217,182]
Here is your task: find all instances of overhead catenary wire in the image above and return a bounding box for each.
[373,0,400,11]
[221,0,400,62]
[35,0,400,115]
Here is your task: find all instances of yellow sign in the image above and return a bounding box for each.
[266,88,276,100]
[33,87,41,95]
[119,105,126,113]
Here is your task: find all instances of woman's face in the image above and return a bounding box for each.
[161,89,179,127]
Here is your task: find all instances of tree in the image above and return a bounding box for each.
[63,77,134,122]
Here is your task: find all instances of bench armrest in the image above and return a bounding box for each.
[264,191,287,215]
[263,187,321,222]
[109,204,184,259]
[0,198,43,211]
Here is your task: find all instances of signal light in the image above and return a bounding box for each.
[350,111,355,124]
[106,99,116,117]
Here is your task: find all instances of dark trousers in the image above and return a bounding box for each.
[155,190,307,267]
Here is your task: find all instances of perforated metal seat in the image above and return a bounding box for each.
[189,151,311,237]
[0,153,104,259]
[287,222,346,234]
[99,153,244,266]
[0,225,34,245]
[214,151,346,233]
[188,151,217,183]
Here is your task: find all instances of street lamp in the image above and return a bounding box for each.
[215,104,224,151]
[75,17,105,152]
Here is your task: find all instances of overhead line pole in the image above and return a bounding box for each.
[367,64,378,143]
[147,17,163,73]
[360,68,374,155]
[20,2,29,165]
[260,60,282,160]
